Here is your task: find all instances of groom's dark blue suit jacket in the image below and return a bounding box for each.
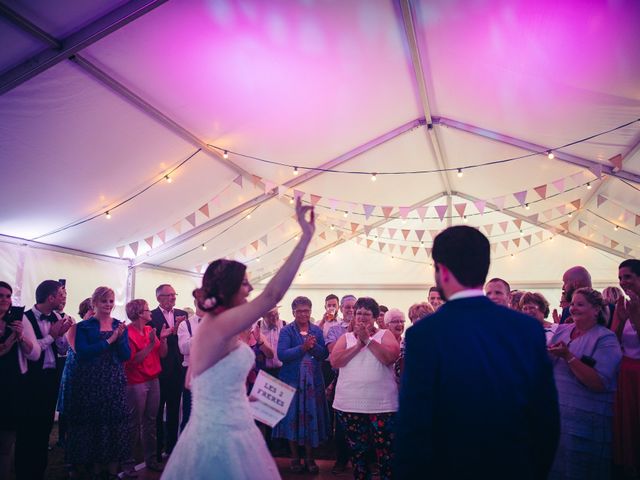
[395,295,559,479]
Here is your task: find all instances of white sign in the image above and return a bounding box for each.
[249,370,296,427]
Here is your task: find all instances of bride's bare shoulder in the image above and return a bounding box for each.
[190,323,237,376]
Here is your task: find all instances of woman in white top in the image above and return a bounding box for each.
[611,259,640,476]
[329,297,400,480]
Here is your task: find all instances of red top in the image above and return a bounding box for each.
[125,324,162,384]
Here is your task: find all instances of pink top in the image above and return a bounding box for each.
[621,321,640,359]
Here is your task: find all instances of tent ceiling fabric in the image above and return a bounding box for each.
[0,0,639,285]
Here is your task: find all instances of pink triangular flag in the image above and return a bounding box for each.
[401,229,410,240]
[376,228,385,238]
[534,185,547,199]
[399,245,407,255]
[240,247,247,257]
[116,246,126,258]
[570,172,584,186]
[527,213,539,223]
[597,195,607,207]
[624,246,632,255]
[415,230,425,241]
[260,235,268,246]
[608,154,623,170]
[388,244,395,253]
[523,235,532,245]
[363,204,375,220]
[434,205,448,221]
[557,205,566,215]
[251,175,261,187]
[144,236,154,249]
[416,207,428,219]
[454,203,467,217]
[263,180,276,194]
[499,221,509,233]
[185,212,196,227]
[491,244,497,253]
[560,221,569,231]
[378,242,385,252]
[535,231,544,241]
[233,175,243,187]
[484,224,493,236]
[350,222,358,233]
[429,229,439,240]
[310,194,322,206]
[541,209,552,221]
[355,237,362,245]
[492,196,506,210]
[129,241,139,256]
[589,163,603,179]
[293,189,304,200]
[513,238,520,248]
[501,240,509,250]
[319,232,327,240]
[513,219,522,230]
[636,215,640,227]
[199,204,210,218]
[381,206,393,218]
[611,240,619,249]
[388,228,397,239]
[364,225,373,236]
[412,246,419,257]
[366,239,373,248]
[570,200,581,210]
[157,230,166,243]
[513,191,527,207]
[173,221,182,234]
[399,207,410,219]
[552,178,565,193]
[337,231,344,239]
[578,220,586,230]
[251,240,259,251]
[473,200,486,214]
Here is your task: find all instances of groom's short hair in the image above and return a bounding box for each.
[432,226,490,287]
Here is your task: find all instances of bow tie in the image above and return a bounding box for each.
[40,313,56,323]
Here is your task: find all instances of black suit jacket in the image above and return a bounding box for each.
[395,296,559,480]
[150,307,187,382]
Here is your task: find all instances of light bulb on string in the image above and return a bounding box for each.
[547,151,554,160]
[223,150,229,159]
[457,168,463,178]
[293,167,299,176]
[256,257,260,262]
[289,198,294,204]
[343,211,348,218]
[615,225,619,231]
[371,173,377,182]
[105,211,112,220]
[463,216,468,223]
[520,230,523,236]
[525,203,530,210]
[246,214,252,220]
[568,212,573,218]
[586,182,592,190]
[201,244,207,251]
[330,225,335,230]
[165,175,172,184]
[510,253,515,259]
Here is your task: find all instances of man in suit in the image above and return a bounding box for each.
[395,226,559,479]
[16,280,73,480]
[150,284,187,461]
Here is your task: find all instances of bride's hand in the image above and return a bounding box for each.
[295,197,315,239]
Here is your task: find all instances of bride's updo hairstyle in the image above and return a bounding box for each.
[193,259,247,312]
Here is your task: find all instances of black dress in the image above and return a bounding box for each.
[0,324,23,430]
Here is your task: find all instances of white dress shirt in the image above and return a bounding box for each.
[161,308,175,329]
[177,315,201,367]
[16,316,42,373]
[30,306,69,369]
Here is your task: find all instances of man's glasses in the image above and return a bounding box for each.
[159,293,177,297]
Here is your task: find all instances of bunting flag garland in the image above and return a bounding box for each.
[185,213,196,227]
[513,191,527,207]
[473,199,486,214]
[454,203,467,217]
[434,205,448,221]
[144,236,154,249]
[363,204,375,220]
[129,241,139,256]
[116,246,126,258]
[199,204,210,218]
[551,178,565,193]
[382,206,394,218]
[534,185,547,199]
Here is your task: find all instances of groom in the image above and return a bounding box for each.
[395,226,559,479]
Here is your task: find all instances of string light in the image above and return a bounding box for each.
[525,203,530,210]
[289,198,294,204]
[201,244,207,251]
[583,243,588,249]
[463,216,468,223]
[343,211,348,218]
[294,235,299,241]
[246,214,252,220]
[615,225,619,231]
[586,182,592,190]
[223,150,229,159]
[568,212,573,218]
[547,151,554,160]
[510,253,515,259]
[457,168,463,178]
[293,167,299,176]
[256,257,260,262]
[520,230,523,236]
[330,224,335,230]
[105,211,111,220]
[371,173,377,182]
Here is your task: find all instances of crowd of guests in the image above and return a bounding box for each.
[0,256,639,479]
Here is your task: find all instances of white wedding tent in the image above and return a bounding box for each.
[1,0,639,318]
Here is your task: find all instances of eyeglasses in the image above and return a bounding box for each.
[159,293,177,297]
[294,309,311,315]
[521,304,540,312]
[387,320,404,324]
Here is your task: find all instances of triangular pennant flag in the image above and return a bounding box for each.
[210,194,221,206]
[589,163,603,179]
[240,247,247,257]
[513,190,527,207]
[534,185,547,199]
[513,238,520,248]
[364,225,373,236]
[597,195,607,207]
[552,178,565,193]
[144,236,154,249]
[319,232,327,240]
[293,189,304,200]
[578,220,586,230]
[399,207,411,219]
[381,206,393,218]
[624,246,632,255]
[310,194,322,206]
[129,241,139,256]
[251,175,261,187]
[492,196,506,210]
[399,245,407,255]
[513,219,522,230]
[199,204,210,218]
[415,230,425,241]
[173,221,182,234]
[328,198,338,211]
[388,228,397,239]
[355,237,362,245]
[388,244,396,253]
[260,235,268,246]
[233,175,243,188]
[608,154,623,170]
[263,180,276,194]
[557,205,566,215]
[560,221,569,231]
[429,229,440,240]
[351,222,359,233]
[157,230,166,243]
[527,213,539,223]
[611,240,619,249]
[412,246,419,257]
[337,231,344,239]
[570,199,581,210]
[636,215,640,227]
[416,206,427,219]
[623,210,632,222]
[425,247,432,256]
[484,224,493,236]
[454,203,467,217]
[501,240,510,250]
[434,205,448,221]
[366,239,373,248]
[401,229,410,240]
[363,204,375,220]
[473,200,486,214]
[185,212,196,227]
[535,231,544,241]
[251,240,259,251]
[116,246,126,258]
[499,221,509,233]
[570,172,584,186]
[523,235,532,245]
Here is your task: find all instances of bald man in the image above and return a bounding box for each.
[560,266,592,323]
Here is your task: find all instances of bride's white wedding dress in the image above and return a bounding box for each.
[161,342,280,479]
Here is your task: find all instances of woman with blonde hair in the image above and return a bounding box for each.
[407,302,434,324]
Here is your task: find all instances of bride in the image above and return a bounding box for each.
[161,198,314,479]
